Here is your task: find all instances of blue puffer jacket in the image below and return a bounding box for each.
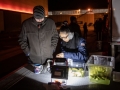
[61,34,88,63]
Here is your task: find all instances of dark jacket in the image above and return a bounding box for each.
[61,33,88,63]
[83,23,88,32]
[18,17,58,64]
[69,23,82,37]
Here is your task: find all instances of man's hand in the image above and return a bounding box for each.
[56,53,64,58]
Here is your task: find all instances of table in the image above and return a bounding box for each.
[0,64,120,90]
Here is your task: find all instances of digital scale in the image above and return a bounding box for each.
[48,58,70,90]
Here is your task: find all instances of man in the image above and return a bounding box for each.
[83,22,88,39]
[18,5,58,65]
[56,24,88,63]
[96,18,103,41]
[69,16,82,37]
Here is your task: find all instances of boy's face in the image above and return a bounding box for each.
[59,32,69,42]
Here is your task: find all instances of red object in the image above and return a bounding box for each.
[0,2,32,14]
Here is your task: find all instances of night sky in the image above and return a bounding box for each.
[48,0,108,11]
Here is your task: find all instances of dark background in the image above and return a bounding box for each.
[48,0,108,11]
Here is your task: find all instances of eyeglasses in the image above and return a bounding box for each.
[59,34,69,39]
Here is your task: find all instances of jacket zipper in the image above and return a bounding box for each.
[38,28,41,57]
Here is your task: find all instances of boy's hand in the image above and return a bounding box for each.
[56,53,64,58]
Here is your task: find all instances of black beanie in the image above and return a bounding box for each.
[33,5,45,19]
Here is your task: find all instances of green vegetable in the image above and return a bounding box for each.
[68,67,84,77]
[89,65,112,84]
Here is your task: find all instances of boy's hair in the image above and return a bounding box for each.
[59,22,70,33]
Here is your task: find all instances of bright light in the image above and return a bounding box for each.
[60,12,62,14]
[88,8,91,12]
[0,3,33,14]
[45,15,48,17]
[78,9,81,14]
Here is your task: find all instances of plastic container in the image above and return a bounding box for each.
[68,61,86,77]
[68,67,85,77]
[86,55,115,85]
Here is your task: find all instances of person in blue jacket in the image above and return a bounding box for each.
[56,23,88,63]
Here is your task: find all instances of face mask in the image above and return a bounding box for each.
[68,32,74,40]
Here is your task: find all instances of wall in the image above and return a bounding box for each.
[21,13,32,23]
[77,14,94,31]
[0,0,48,15]
[4,10,21,31]
[49,14,94,31]
[0,10,4,32]
[0,0,48,32]
[94,13,104,21]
